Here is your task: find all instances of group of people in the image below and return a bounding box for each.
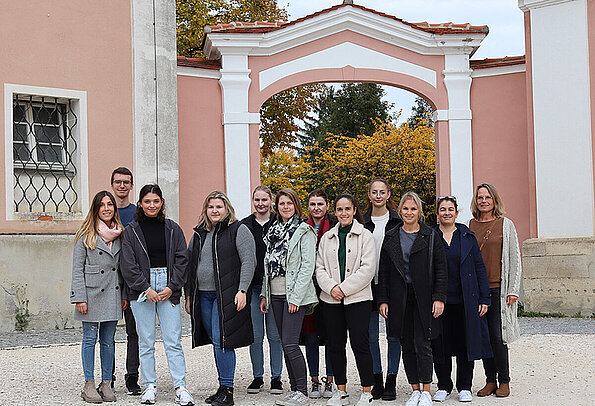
[70,169,522,406]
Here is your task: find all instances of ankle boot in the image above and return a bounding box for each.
[81,381,104,404]
[382,373,397,400]
[206,385,224,404]
[212,386,234,406]
[371,373,384,400]
[98,381,116,402]
[495,383,510,397]
[477,382,497,397]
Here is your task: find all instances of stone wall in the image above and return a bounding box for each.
[0,234,76,332]
[523,237,595,316]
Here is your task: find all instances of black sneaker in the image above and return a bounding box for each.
[206,385,224,404]
[125,373,142,396]
[212,386,234,406]
[247,377,264,394]
[270,377,283,395]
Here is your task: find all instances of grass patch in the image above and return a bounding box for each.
[517,304,566,318]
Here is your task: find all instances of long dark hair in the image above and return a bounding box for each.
[135,184,166,222]
[334,193,364,224]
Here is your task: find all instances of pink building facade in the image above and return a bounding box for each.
[0,0,593,330]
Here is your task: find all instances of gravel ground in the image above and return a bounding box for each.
[0,318,593,405]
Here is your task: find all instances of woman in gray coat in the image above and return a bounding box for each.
[71,191,125,403]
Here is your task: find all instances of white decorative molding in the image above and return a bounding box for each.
[205,6,487,59]
[471,64,526,78]
[222,112,260,125]
[4,84,88,221]
[177,66,222,79]
[258,42,437,91]
[519,0,578,11]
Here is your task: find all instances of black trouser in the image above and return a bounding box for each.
[271,295,308,395]
[483,288,510,384]
[322,301,374,387]
[401,284,433,384]
[433,303,474,392]
[124,306,140,377]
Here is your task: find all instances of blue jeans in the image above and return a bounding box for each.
[130,267,186,389]
[249,287,283,379]
[82,321,117,382]
[369,310,401,375]
[200,291,236,387]
[304,332,334,378]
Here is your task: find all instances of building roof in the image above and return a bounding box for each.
[204,3,489,35]
[470,56,526,69]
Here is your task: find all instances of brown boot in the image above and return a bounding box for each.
[496,383,510,397]
[477,382,497,397]
[98,381,117,402]
[81,381,103,403]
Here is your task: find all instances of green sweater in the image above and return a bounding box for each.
[338,223,353,282]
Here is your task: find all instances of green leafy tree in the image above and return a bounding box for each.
[407,96,434,129]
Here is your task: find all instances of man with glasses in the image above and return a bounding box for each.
[110,167,142,395]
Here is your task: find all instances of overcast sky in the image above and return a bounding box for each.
[279,0,525,117]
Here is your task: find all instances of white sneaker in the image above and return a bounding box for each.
[322,378,334,398]
[286,391,310,405]
[356,391,374,405]
[310,380,322,399]
[432,390,451,402]
[140,385,156,404]
[276,391,297,406]
[175,387,194,406]
[327,389,350,406]
[405,390,421,406]
[418,391,432,406]
[458,390,472,402]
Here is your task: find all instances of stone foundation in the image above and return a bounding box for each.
[522,237,595,316]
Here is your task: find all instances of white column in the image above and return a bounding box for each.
[131,0,180,220]
[442,54,474,222]
[219,54,259,219]
[520,0,594,237]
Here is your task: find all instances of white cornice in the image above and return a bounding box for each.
[204,6,487,59]
[519,0,578,12]
[471,64,526,78]
[177,66,221,79]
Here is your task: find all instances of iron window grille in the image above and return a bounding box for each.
[12,94,79,213]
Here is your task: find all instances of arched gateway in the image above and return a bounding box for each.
[178,2,488,221]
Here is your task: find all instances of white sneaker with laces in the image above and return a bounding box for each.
[327,389,350,406]
[458,390,472,402]
[356,391,374,405]
[140,385,157,405]
[276,391,297,406]
[405,390,421,406]
[286,391,310,405]
[418,391,432,406]
[432,390,451,402]
[175,386,195,406]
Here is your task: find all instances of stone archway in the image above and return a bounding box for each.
[199,2,488,218]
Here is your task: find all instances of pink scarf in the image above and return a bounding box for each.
[96,220,123,250]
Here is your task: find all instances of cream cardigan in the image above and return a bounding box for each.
[315,219,376,305]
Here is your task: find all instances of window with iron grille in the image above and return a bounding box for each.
[11,94,80,214]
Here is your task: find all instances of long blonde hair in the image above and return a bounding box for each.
[471,183,505,219]
[75,191,123,249]
[199,191,238,231]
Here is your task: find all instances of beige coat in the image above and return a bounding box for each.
[501,217,522,344]
[315,220,376,305]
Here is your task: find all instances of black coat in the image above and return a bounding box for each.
[120,219,188,305]
[184,220,254,349]
[377,222,448,340]
[432,223,493,361]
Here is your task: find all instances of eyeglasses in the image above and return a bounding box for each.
[437,195,457,202]
[113,180,131,186]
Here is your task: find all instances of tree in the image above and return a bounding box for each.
[176,0,321,156]
[300,83,394,149]
[259,147,309,202]
[302,118,436,221]
[407,96,434,129]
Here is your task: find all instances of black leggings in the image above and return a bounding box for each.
[483,288,510,384]
[322,301,374,387]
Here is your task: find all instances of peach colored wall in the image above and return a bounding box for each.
[470,72,531,244]
[0,1,133,233]
[177,75,225,237]
[588,0,595,234]
[523,10,538,239]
